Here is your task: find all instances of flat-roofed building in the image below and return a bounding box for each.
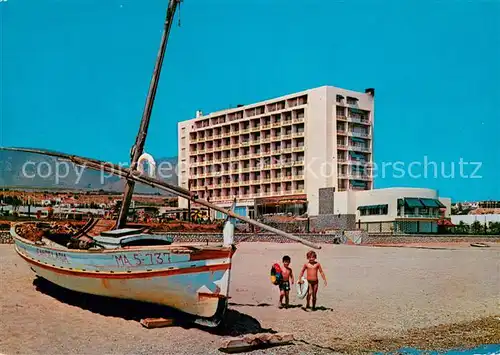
[178,85,375,218]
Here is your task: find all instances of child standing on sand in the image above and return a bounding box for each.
[278,255,294,308]
[298,250,327,311]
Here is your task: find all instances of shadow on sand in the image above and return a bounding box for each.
[33,277,276,337]
[229,302,273,307]
[302,306,333,312]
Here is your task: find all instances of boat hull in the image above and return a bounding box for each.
[13,232,233,325]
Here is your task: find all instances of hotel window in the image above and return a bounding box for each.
[358,204,388,216]
[336,95,344,103]
[346,96,358,105]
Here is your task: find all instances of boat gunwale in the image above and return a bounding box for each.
[10,222,233,255]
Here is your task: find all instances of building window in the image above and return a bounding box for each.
[346,96,358,105]
[358,204,388,216]
[336,95,344,103]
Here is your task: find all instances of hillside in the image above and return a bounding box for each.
[0,150,178,195]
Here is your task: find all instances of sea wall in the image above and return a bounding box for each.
[1,230,499,245]
[362,234,500,244]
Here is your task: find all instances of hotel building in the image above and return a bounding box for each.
[177,85,375,218]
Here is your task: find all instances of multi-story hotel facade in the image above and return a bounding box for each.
[177,85,375,218]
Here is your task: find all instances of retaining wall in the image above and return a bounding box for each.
[362,234,500,244]
[2,231,498,246]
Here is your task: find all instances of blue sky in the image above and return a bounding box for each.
[1,0,499,201]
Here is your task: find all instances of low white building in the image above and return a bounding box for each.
[326,187,451,233]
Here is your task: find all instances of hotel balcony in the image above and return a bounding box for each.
[292,146,305,152]
[293,117,304,123]
[336,116,347,121]
[272,122,281,128]
[337,130,347,135]
[350,131,371,138]
[250,126,260,132]
[241,128,251,134]
[337,144,348,150]
[349,185,368,191]
[262,137,271,143]
[397,213,441,219]
[348,117,371,125]
[293,175,305,180]
[282,119,293,126]
[292,131,305,138]
[282,134,292,140]
[261,124,272,130]
[282,147,293,154]
[213,134,222,139]
[350,173,371,180]
[349,145,371,153]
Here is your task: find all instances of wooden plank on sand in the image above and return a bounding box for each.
[219,332,294,353]
[140,318,175,328]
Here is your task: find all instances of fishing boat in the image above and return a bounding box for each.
[7,149,320,327]
[11,219,235,326]
[3,0,321,327]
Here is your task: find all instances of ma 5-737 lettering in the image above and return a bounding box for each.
[114,252,172,267]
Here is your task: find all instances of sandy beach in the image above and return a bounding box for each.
[1,242,499,354]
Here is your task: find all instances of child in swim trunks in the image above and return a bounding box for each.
[298,250,327,311]
[279,255,294,308]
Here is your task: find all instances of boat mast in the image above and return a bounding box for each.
[116,0,181,229]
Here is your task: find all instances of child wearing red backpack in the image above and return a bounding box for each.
[278,255,294,308]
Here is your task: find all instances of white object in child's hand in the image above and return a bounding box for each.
[296,277,308,299]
